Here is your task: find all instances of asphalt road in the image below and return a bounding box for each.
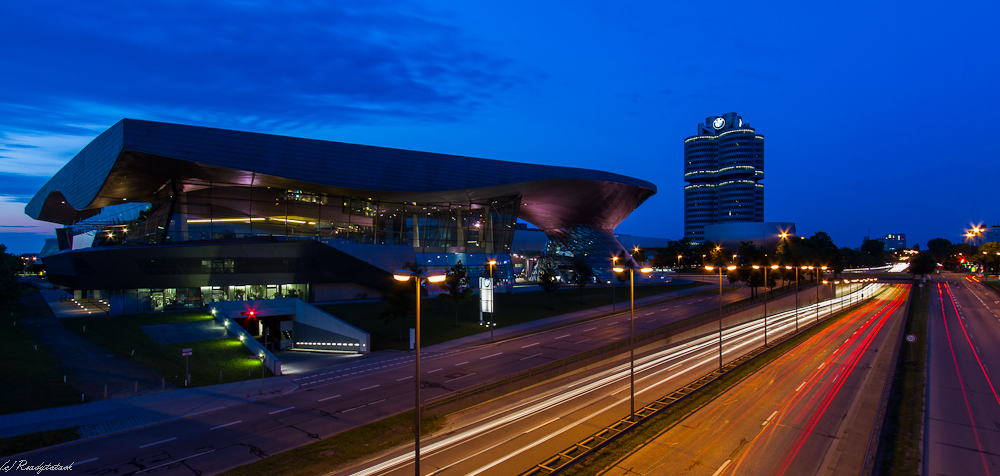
[927,273,1000,476]
[600,285,908,476]
[28,287,751,475]
[336,284,886,475]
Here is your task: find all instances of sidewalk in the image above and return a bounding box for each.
[0,377,297,439]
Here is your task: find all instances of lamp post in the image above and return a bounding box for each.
[488,259,497,343]
[786,265,800,332]
[677,254,684,298]
[392,269,446,476]
[612,256,618,314]
[706,264,737,369]
[753,264,779,346]
[614,265,653,419]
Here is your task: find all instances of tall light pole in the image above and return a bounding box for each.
[787,265,799,332]
[677,254,683,298]
[706,264,736,369]
[614,264,653,419]
[392,268,446,476]
[612,255,618,314]
[488,259,497,343]
[753,264,779,346]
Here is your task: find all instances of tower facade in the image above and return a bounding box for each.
[683,112,764,243]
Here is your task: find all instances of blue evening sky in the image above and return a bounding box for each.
[2,0,997,254]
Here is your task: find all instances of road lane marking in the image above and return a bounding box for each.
[210,420,242,430]
[269,407,294,415]
[456,361,469,366]
[360,385,380,391]
[711,460,732,476]
[139,437,177,448]
[583,327,597,332]
[762,410,779,426]
[521,342,539,348]
[318,395,341,402]
[576,338,592,344]
[555,334,571,339]
[396,376,411,381]
[76,458,99,465]
[445,372,476,383]
[795,381,806,392]
[645,312,654,315]
[520,353,543,361]
[818,362,825,370]
[480,352,503,360]
[135,450,215,473]
[428,368,443,373]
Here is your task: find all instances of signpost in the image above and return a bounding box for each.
[480,277,494,342]
[182,348,192,386]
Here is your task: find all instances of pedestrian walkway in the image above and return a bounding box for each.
[15,291,178,401]
[0,377,297,439]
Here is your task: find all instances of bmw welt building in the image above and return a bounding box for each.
[26,119,656,315]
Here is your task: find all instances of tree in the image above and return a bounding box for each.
[0,245,21,305]
[909,251,937,277]
[536,255,560,294]
[978,242,1000,275]
[615,250,634,283]
[631,248,648,266]
[861,238,886,264]
[924,238,957,270]
[570,257,594,303]
[439,260,473,327]
[380,261,421,340]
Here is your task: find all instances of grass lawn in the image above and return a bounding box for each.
[320,282,708,351]
[217,411,444,476]
[60,311,274,388]
[0,287,80,414]
[875,283,929,475]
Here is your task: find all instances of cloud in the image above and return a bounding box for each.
[0,0,522,136]
[0,196,56,236]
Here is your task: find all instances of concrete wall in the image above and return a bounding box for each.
[294,299,370,353]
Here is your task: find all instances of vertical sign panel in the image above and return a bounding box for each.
[480,277,493,313]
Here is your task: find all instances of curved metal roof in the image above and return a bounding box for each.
[26,119,656,231]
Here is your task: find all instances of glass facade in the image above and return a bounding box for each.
[64,179,522,286]
[68,180,520,255]
[684,112,764,243]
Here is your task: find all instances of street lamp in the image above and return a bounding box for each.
[753,264,779,346]
[614,264,653,419]
[612,256,618,314]
[392,269,446,476]
[786,265,800,332]
[706,264,737,370]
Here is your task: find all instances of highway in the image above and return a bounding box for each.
[336,284,886,475]
[599,285,908,476]
[32,286,752,475]
[927,273,1000,475]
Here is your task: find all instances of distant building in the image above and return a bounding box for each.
[684,112,764,243]
[869,233,907,252]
